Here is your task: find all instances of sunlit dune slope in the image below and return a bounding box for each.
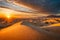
[41,18,60,34]
[0,22,49,40]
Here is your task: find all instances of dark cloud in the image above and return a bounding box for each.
[15,0,60,14]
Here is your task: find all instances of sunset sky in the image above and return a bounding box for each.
[0,0,60,14]
[9,0,60,14]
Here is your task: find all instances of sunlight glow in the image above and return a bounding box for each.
[5,14,11,18]
[4,10,12,19]
[0,8,14,19]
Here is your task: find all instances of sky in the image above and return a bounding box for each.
[15,0,60,14]
[0,0,60,14]
[0,0,37,13]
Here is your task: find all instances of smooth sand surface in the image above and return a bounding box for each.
[0,22,58,40]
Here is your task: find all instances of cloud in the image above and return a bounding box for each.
[16,0,60,14]
[0,0,60,14]
[0,0,37,13]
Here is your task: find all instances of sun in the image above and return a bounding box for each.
[6,14,11,18]
[4,11,12,19]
